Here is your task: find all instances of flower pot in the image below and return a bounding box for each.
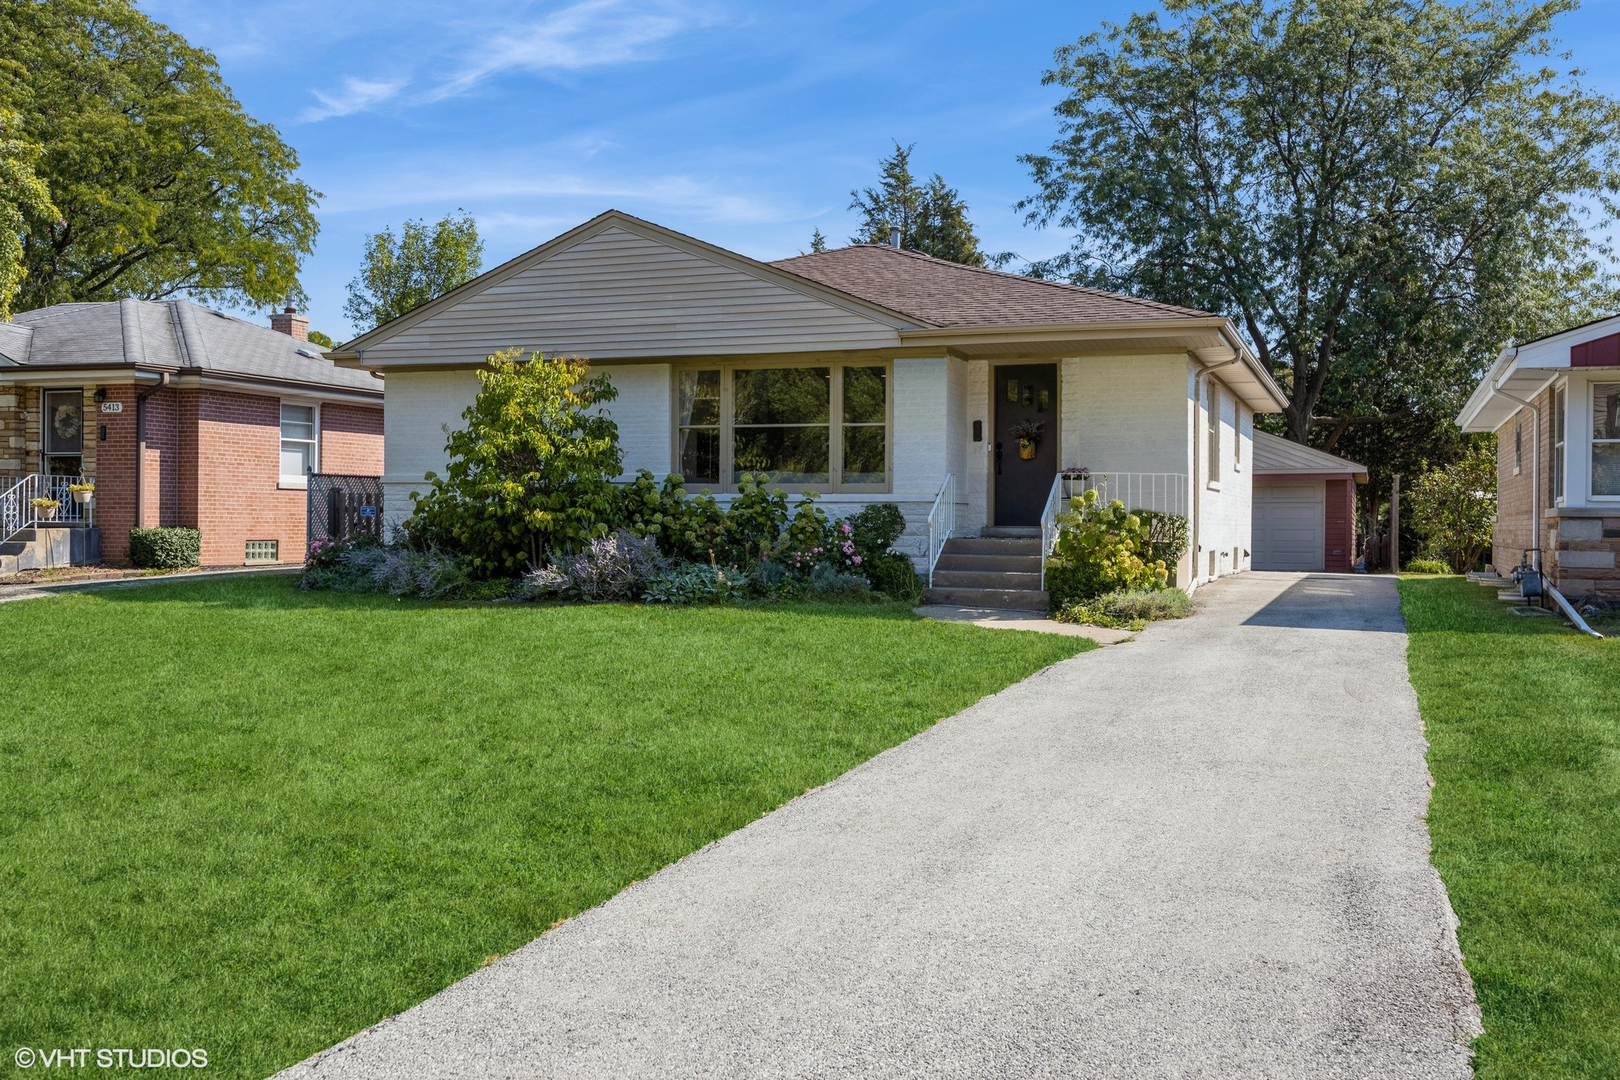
[38,505,57,520]
[72,490,92,505]
[1018,439,1037,460]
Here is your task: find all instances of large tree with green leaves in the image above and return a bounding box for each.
[1018,0,1620,452]
[850,143,1009,267]
[343,211,484,330]
[0,108,56,321]
[0,0,320,312]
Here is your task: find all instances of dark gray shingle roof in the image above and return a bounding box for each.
[4,299,380,393]
[770,245,1213,327]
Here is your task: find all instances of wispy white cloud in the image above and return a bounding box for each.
[427,0,714,101]
[301,76,408,122]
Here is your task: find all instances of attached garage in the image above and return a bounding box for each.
[1251,432,1367,572]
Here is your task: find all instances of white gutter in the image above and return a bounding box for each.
[1547,583,1604,638]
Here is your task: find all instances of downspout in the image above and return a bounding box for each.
[135,372,170,529]
[1192,356,1240,587]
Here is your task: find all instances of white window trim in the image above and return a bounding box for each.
[279,398,320,490]
[1552,383,1566,507]
[1589,380,1620,501]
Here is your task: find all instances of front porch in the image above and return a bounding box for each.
[1,474,100,574]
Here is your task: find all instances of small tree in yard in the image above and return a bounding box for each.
[406,351,622,576]
[1407,444,1496,573]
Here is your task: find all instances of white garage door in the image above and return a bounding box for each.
[1253,480,1325,571]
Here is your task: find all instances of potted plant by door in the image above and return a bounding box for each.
[31,497,60,520]
[1009,420,1044,460]
[69,483,94,505]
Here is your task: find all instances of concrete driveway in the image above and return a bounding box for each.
[277,572,1479,1079]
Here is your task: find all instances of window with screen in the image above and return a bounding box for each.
[1592,383,1620,496]
[280,402,317,486]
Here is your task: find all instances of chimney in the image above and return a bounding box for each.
[888,223,901,249]
[270,296,309,341]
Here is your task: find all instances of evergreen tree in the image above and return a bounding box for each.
[849,143,1006,267]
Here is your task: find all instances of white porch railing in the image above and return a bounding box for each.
[1039,471,1191,589]
[925,473,955,587]
[1,474,96,546]
[1074,472,1189,517]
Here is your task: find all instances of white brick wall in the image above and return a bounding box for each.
[1187,364,1254,588]
[594,363,671,479]
[382,367,482,523]
[962,359,991,534]
[1070,354,1190,473]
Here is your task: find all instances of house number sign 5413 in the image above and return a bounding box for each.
[100,402,124,413]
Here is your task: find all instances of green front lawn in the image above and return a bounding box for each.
[0,577,1089,1078]
[1400,577,1620,1079]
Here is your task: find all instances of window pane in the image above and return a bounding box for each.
[733,426,829,484]
[1594,442,1620,496]
[843,366,886,424]
[280,442,309,478]
[733,368,829,425]
[678,369,720,427]
[281,403,315,441]
[843,425,886,484]
[677,427,720,485]
[1592,383,1620,441]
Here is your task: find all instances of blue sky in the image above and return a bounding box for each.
[140,0,1620,343]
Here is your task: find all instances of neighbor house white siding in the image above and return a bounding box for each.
[358,226,907,367]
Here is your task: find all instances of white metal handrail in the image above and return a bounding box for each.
[925,473,955,587]
[1075,472,1188,517]
[1,473,96,546]
[1038,472,1065,589]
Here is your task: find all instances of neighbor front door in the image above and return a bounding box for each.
[993,363,1058,527]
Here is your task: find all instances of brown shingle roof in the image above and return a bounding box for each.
[769,245,1213,328]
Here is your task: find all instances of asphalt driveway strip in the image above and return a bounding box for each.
[276,572,1479,1079]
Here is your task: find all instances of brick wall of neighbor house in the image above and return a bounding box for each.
[319,403,385,474]
[193,390,304,566]
[1547,511,1620,598]
[0,385,25,476]
[1491,386,1555,571]
[94,384,140,565]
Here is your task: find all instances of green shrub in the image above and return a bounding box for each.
[406,350,623,577]
[617,470,726,561]
[864,550,921,603]
[808,564,873,598]
[1046,488,1169,605]
[643,562,749,604]
[1405,556,1453,575]
[1139,510,1190,568]
[723,473,791,563]
[847,503,907,561]
[1055,587,1192,629]
[128,527,201,569]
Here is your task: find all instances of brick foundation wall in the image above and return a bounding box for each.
[1548,513,1620,599]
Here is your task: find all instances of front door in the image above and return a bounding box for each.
[993,363,1058,526]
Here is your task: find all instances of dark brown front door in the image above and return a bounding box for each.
[993,363,1058,526]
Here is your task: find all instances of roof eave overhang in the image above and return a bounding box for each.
[1457,352,1564,432]
[168,370,383,404]
[1255,467,1370,484]
[0,363,175,384]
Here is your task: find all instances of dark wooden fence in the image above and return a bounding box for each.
[307,473,384,546]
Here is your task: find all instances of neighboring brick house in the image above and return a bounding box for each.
[0,299,383,568]
[1458,315,1620,598]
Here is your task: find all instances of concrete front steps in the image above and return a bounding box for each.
[0,525,101,575]
[924,535,1048,610]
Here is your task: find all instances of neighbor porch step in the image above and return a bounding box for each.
[933,553,1042,574]
[923,587,1049,610]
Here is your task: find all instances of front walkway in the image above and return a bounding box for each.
[279,572,1479,1079]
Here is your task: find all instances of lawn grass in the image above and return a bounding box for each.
[1399,576,1620,1079]
[0,575,1090,1078]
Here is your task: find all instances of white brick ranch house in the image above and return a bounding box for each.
[329,211,1287,603]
